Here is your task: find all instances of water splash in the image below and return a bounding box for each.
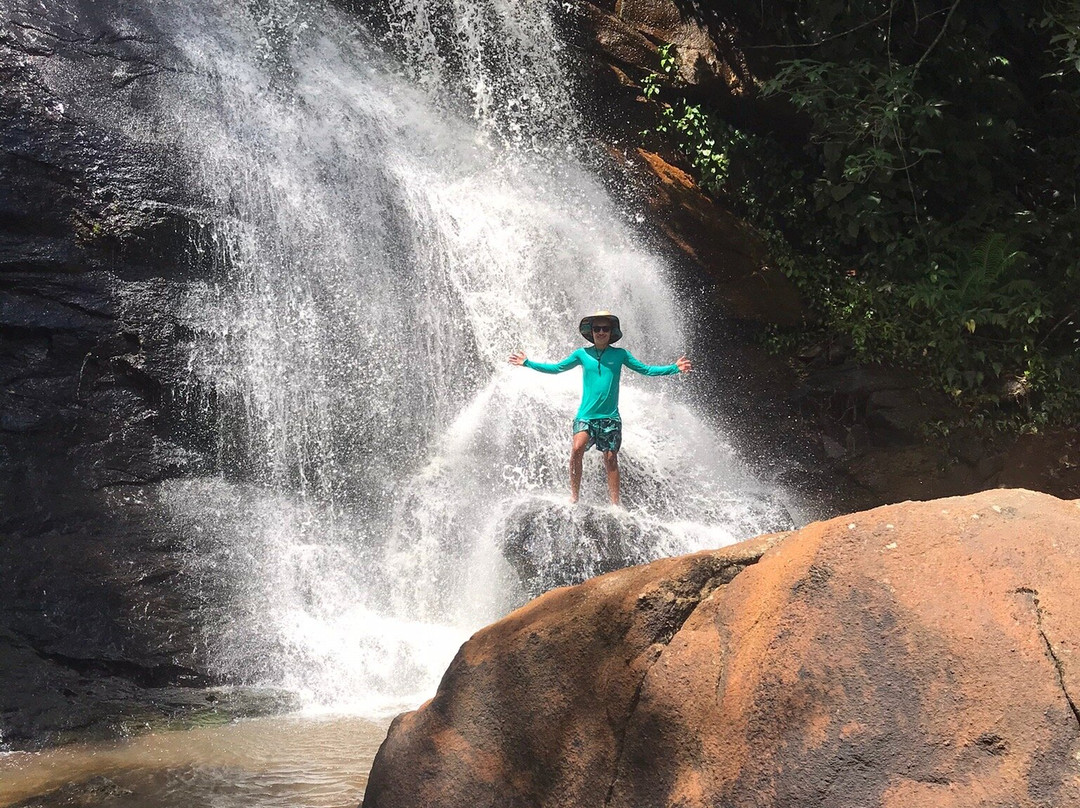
[382,0,579,149]
[86,0,796,714]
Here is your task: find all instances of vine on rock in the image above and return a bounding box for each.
[642,45,730,194]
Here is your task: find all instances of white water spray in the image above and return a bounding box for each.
[95,0,794,714]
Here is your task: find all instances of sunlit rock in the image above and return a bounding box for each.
[364,489,1080,808]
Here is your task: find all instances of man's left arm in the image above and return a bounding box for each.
[622,350,691,376]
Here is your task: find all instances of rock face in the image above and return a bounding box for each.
[631,149,801,326]
[577,0,751,99]
[0,4,231,746]
[363,489,1080,808]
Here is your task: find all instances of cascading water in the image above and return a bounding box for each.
[109,0,795,714]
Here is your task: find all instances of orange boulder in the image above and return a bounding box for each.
[364,490,1080,808]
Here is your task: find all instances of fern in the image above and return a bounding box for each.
[959,234,1025,303]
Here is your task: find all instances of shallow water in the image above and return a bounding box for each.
[0,715,388,808]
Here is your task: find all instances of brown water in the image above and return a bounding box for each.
[0,715,389,808]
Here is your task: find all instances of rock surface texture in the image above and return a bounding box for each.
[363,489,1080,808]
[0,3,243,746]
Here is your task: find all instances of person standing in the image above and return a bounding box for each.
[509,310,692,506]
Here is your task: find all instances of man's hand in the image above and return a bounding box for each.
[509,350,527,366]
[676,354,692,373]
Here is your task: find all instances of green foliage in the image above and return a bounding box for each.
[1043,0,1080,75]
[638,2,1080,430]
[643,45,730,193]
[657,42,677,74]
[903,236,1050,401]
[655,103,730,192]
[641,71,662,100]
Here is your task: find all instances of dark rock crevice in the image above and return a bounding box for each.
[603,548,776,806]
[20,629,211,690]
[602,655,654,808]
[1019,587,1080,732]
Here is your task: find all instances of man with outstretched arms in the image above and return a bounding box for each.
[509,310,692,506]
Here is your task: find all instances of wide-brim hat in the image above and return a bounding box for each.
[579,310,622,344]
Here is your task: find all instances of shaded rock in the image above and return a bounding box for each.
[631,149,801,326]
[820,433,845,459]
[614,0,742,91]
[788,361,975,507]
[801,363,919,398]
[500,497,659,597]
[0,623,293,751]
[577,3,658,79]
[1000,429,1080,499]
[841,444,951,504]
[364,489,1080,808]
[865,387,938,436]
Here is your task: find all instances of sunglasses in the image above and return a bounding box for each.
[592,325,611,333]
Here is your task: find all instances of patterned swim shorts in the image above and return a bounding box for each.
[572,417,622,453]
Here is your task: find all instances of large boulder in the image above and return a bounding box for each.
[363,489,1080,808]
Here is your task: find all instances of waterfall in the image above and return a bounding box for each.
[97,0,794,713]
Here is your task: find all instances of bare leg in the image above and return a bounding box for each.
[603,450,620,506]
[569,431,589,504]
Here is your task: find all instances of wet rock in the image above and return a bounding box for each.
[0,5,227,749]
[8,776,133,808]
[500,497,666,597]
[500,489,794,599]
[364,489,1080,808]
[0,620,295,751]
[630,149,801,326]
[0,485,208,690]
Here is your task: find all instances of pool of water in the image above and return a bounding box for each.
[0,715,389,808]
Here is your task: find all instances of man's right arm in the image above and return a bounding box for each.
[519,350,582,374]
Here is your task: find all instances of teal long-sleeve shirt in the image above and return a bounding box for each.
[523,346,680,421]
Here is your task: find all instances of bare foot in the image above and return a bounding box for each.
[569,495,579,505]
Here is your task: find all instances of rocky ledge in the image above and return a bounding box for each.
[363,489,1080,808]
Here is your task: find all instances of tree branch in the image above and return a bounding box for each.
[913,0,962,75]
[744,10,893,50]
